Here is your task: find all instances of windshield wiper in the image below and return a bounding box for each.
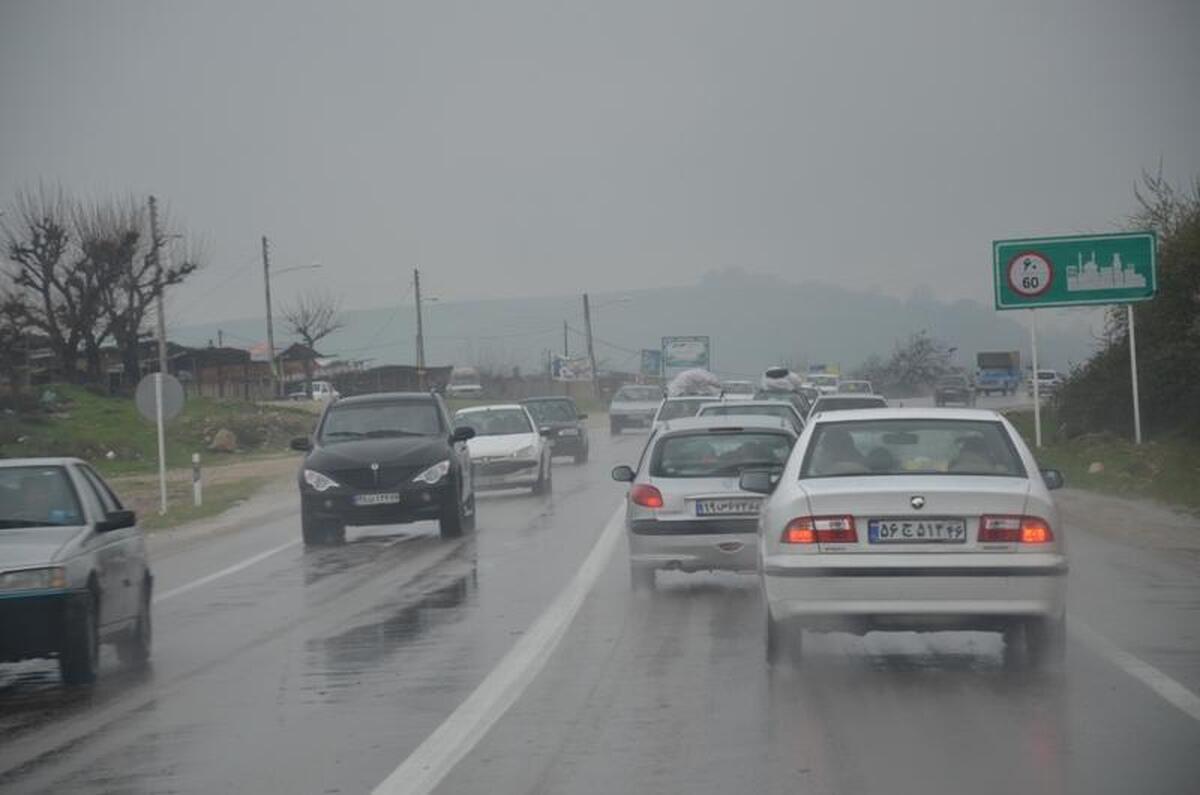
[0,519,46,529]
[363,429,429,438]
[323,431,364,439]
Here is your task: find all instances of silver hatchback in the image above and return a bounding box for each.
[612,416,797,590]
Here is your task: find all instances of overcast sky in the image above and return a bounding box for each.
[2,0,1198,328]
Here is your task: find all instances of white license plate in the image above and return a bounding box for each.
[558,428,579,436]
[695,498,761,517]
[353,492,401,507]
[869,518,967,543]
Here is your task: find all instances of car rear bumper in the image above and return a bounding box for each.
[0,589,88,662]
[548,434,585,454]
[762,554,1067,627]
[630,527,759,572]
[611,412,654,427]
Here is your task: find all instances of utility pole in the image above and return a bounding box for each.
[414,268,426,389]
[148,196,169,377]
[262,236,279,398]
[563,320,569,357]
[217,329,224,347]
[582,293,598,398]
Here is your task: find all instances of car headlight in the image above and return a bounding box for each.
[0,567,67,592]
[303,469,340,492]
[512,445,537,459]
[413,459,451,485]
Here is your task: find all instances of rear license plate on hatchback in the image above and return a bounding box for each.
[353,493,401,507]
[695,498,761,517]
[868,518,966,543]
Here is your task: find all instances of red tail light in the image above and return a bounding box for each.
[979,515,1054,544]
[781,515,857,544]
[630,484,664,508]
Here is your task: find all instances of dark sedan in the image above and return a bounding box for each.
[522,396,590,464]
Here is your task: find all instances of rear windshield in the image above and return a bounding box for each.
[614,386,661,401]
[838,381,872,393]
[524,400,576,422]
[652,432,794,478]
[699,404,799,427]
[813,396,888,413]
[721,382,754,394]
[811,375,838,386]
[455,408,532,436]
[656,400,707,421]
[321,401,443,441]
[0,466,84,528]
[801,419,1026,478]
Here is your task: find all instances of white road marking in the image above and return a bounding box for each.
[372,503,625,795]
[153,539,300,603]
[1070,616,1200,723]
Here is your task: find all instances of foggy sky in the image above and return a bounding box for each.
[2,0,1198,330]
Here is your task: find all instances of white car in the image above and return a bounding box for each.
[808,374,840,395]
[743,407,1067,669]
[288,380,339,401]
[697,399,805,433]
[806,393,889,422]
[454,405,552,494]
[719,380,757,401]
[609,385,664,434]
[651,396,715,432]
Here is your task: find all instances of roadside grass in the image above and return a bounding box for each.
[133,476,269,531]
[0,385,317,477]
[1006,409,1200,512]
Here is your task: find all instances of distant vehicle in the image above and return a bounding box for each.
[744,407,1068,668]
[807,393,888,420]
[719,380,756,401]
[756,366,814,417]
[455,404,553,494]
[1027,369,1065,397]
[651,397,713,431]
[612,416,798,590]
[837,380,874,395]
[609,384,664,434]
[935,374,976,406]
[0,458,151,684]
[288,380,339,402]
[976,351,1021,396]
[808,374,840,395]
[446,367,484,398]
[291,392,476,544]
[522,396,590,464]
[697,399,805,433]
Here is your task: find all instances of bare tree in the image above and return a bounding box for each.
[281,290,344,395]
[0,285,29,392]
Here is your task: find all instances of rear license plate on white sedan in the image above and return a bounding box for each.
[695,498,761,517]
[353,493,401,507]
[868,518,967,544]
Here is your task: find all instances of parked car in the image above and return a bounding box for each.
[612,416,798,590]
[291,392,476,544]
[288,380,339,402]
[0,458,151,684]
[719,380,757,401]
[696,399,805,433]
[743,407,1067,668]
[806,393,888,421]
[651,396,715,431]
[935,374,976,406]
[609,385,664,434]
[1027,369,1065,397]
[837,380,874,395]
[522,396,590,464]
[454,404,553,494]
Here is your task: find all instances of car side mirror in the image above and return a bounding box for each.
[451,426,476,443]
[539,427,553,437]
[290,436,312,452]
[611,465,635,483]
[96,509,136,533]
[577,413,589,420]
[1041,468,1064,490]
[740,469,778,495]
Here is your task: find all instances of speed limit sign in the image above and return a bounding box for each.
[1006,252,1053,297]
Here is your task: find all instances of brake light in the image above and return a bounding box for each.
[781,515,857,544]
[630,484,664,508]
[979,515,1054,544]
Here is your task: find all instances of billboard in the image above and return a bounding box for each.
[551,355,593,382]
[661,336,711,377]
[640,349,663,377]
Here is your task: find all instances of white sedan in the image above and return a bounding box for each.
[742,407,1067,669]
[454,405,553,494]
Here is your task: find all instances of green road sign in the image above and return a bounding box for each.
[993,231,1156,310]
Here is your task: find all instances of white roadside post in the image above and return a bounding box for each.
[135,373,186,517]
[192,452,203,506]
[1128,304,1143,444]
[1030,309,1041,448]
[155,372,167,514]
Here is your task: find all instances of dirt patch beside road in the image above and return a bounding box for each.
[1058,487,1200,566]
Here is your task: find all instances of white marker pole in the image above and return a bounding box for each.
[192,452,203,506]
[156,372,168,514]
[1128,304,1142,445]
[1030,309,1041,448]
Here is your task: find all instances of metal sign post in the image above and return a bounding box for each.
[135,373,186,514]
[1128,304,1142,444]
[1030,310,1041,448]
[155,373,167,513]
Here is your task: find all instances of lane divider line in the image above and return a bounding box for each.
[372,502,626,795]
[153,539,301,604]
[1069,616,1200,724]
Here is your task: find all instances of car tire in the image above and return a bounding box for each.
[630,562,655,592]
[60,590,99,685]
[439,488,465,539]
[610,418,621,435]
[1026,614,1067,671]
[302,509,343,546]
[574,444,589,465]
[117,577,153,668]
[532,459,552,495]
[766,610,801,666]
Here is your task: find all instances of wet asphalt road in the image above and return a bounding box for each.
[2,405,1199,794]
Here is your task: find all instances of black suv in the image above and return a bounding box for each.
[291,392,476,545]
[522,396,590,464]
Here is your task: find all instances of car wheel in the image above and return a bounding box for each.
[610,418,621,435]
[766,610,801,666]
[574,444,589,465]
[1026,614,1066,671]
[439,488,465,539]
[532,459,552,495]
[60,590,99,685]
[117,577,152,668]
[630,562,655,592]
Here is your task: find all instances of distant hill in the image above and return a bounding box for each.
[173,271,1099,377]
